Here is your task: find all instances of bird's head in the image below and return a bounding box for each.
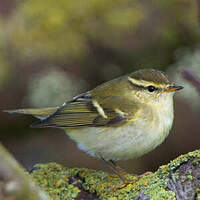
[126,69,183,104]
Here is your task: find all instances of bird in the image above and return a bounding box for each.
[5,69,183,188]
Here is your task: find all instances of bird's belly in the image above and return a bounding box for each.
[66,115,173,161]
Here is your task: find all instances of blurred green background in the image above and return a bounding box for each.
[0,0,200,174]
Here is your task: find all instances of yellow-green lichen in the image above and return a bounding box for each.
[31,163,81,199]
[157,149,200,177]
[196,188,200,200]
[30,149,200,200]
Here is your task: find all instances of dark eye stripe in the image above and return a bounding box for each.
[128,81,163,92]
[128,81,146,89]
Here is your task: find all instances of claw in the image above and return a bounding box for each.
[112,177,139,191]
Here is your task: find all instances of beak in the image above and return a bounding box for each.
[165,85,184,93]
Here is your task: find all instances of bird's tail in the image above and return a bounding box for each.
[4,107,58,120]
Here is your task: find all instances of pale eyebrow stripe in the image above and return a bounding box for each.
[128,77,166,89]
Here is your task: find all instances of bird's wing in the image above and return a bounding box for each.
[31,92,136,128]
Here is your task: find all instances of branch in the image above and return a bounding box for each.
[30,150,200,200]
[1,140,199,199]
[0,144,49,200]
[181,68,200,93]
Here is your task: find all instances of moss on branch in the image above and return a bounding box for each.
[30,149,200,200]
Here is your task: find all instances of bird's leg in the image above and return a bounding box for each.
[100,157,139,190]
[109,160,130,177]
[100,157,127,183]
[100,157,152,190]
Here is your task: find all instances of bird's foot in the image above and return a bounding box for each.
[113,177,139,191]
[138,171,153,178]
[113,171,153,191]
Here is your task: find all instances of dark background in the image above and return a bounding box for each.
[0,0,199,174]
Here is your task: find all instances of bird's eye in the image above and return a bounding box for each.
[147,85,156,92]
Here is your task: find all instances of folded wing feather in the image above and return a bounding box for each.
[31,93,129,128]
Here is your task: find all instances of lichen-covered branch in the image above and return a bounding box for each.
[0,142,199,200]
[31,150,200,200]
[0,144,49,200]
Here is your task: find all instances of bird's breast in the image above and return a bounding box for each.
[66,95,174,161]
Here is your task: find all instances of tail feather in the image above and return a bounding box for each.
[4,107,58,120]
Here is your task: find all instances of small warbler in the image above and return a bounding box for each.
[6,69,183,187]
